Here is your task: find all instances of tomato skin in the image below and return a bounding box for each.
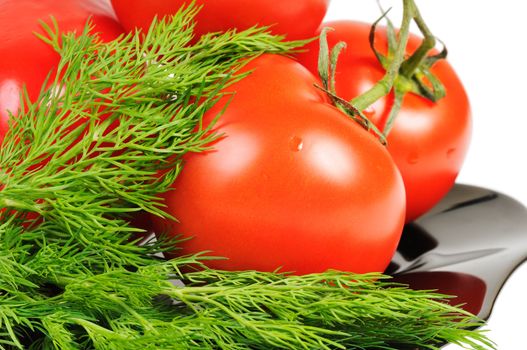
[153,54,405,274]
[110,0,330,41]
[296,21,471,222]
[0,0,123,142]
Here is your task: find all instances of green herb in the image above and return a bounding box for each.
[0,5,494,349]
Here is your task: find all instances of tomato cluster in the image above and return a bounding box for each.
[0,1,470,275]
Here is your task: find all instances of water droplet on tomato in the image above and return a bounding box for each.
[447,148,456,159]
[289,136,303,152]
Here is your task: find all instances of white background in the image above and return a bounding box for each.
[324,1,527,349]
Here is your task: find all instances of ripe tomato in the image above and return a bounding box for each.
[110,0,330,41]
[153,54,405,275]
[0,0,123,142]
[296,21,471,222]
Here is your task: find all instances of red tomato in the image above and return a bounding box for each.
[153,54,405,275]
[0,0,123,142]
[110,0,330,41]
[296,21,471,222]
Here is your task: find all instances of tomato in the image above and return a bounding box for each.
[110,0,330,41]
[296,21,471,222]
[153,54,405,274]
[0,0,123,142]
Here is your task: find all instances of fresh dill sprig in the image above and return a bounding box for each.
[0,4,494,350]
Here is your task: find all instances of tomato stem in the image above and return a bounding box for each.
[351,0,414,112]
[315,0,444,141]
[352,0,447,137]
[399,3,436,78]
[314,83,388,145]
[316,28,387,144]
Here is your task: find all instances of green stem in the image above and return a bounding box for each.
[351,0,415,111]
[399,1,437,77]
[108,294,158,333]
[169,287,257,330]
[0,196,41,213]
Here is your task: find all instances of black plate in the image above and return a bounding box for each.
[387,184,527,319]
